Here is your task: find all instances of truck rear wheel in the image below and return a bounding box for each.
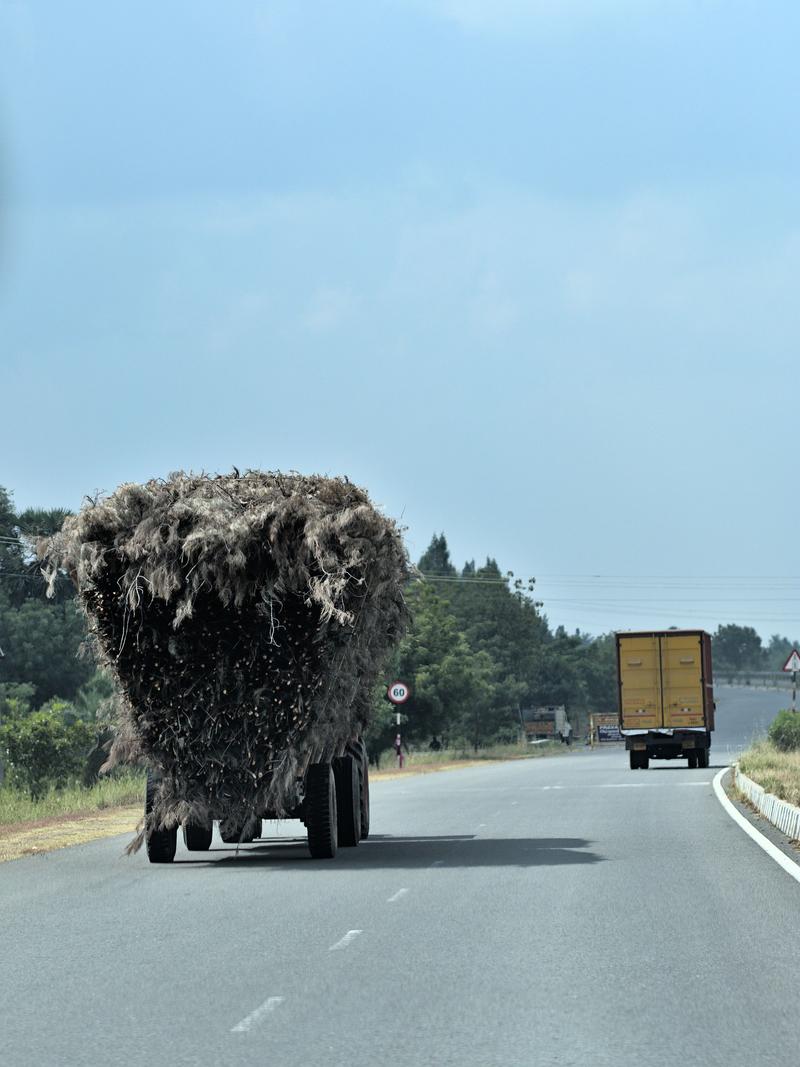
[697,748,709,769]
[183,819,213,851]
[687,753,698,769]
[333,755,361,847]
[306,763,338,859]
[145,770,177,864]
[359,750,370,840]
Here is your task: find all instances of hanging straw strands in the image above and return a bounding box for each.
[41,471,410,847]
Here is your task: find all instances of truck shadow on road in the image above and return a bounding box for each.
[181,834,604,869]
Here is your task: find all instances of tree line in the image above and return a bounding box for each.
[1,484,797,793]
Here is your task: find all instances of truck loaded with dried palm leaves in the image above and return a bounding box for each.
[42,471,410,863]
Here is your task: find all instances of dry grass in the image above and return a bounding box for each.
[0,806,141,864]
[371,741,567,778]
[738,740,800,808]
[42,471,410,845]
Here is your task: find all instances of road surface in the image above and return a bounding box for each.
[2,687,798,1066]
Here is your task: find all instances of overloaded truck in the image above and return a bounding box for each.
[42,471,410,863]
[616,629,715,769]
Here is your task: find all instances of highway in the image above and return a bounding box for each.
[2,686,799,1067]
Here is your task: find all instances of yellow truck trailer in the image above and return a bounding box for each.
[616,630,715,770]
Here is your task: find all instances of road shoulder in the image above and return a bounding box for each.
[713,767,800,883]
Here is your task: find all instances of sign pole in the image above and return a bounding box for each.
[781,650,800,712]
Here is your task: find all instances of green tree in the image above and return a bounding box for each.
[713,624,765,672]
[0,704,94,797]
[417,533,457,576]
[0,591,93,703]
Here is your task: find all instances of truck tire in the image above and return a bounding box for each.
[306,763,338,859]
[183,819,213,851]
[220,821,255,844]
[687,753,698,769]
[333,755,361,847]
[640,754,650,769]
[697,747,709,769]
[359,750,370,840]
[145,769,177,864]
[629,750,643,770]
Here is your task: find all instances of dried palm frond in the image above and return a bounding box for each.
[42,471,409,846]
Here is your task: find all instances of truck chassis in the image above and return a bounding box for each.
[145,738,370,864]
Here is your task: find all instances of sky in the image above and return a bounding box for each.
[1,0,799,642]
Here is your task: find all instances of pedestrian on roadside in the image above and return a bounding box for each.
[562,720,572,746]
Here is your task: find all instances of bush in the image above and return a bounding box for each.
[0,708,94,798]
[768,709,800,752]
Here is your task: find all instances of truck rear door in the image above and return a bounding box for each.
[661,632,706,730]
[618,634,662,730]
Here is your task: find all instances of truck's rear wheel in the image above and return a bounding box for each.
[183,819,213,851]
[640,754,650,769]
[145,769,177,864]
[697,748,709,769]
[629,750,646,770]
[333,755,361,847]
[359,750,370,840]
[687,753,698,769]
[306,763,338,859]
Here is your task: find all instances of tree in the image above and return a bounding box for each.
[0,591,93,704]
[417,533,457,576]
[0,703,93,797]
[713,624,765,672]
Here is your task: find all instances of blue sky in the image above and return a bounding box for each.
[1,1,799,640]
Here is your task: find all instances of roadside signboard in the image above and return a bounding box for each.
[783,650,800,711]
[387,681,411,705]
[594,714,622,742]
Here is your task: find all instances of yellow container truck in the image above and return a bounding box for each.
[616,630,715,770]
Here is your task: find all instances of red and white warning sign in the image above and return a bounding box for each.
[782,649,800,673]
[387,680,411,705]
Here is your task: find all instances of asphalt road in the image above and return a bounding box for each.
[2,687,799,1067]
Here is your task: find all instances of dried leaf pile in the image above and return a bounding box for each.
[42,472,409,839]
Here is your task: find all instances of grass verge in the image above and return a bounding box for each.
[370,740,568,779]
[738,740,800,808]
[0,771,145,826]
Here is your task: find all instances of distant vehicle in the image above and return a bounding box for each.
[616,630,715,770]
[522,705,567,741]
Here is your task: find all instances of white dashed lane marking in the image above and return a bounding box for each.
[329,930,363,951]
[231,997,284,1033]
[387,888,409,903]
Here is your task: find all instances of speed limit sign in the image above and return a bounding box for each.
[387,680,411,705]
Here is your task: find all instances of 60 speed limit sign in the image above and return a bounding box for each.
[387,681,411,705]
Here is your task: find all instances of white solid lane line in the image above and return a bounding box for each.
[713,767,800,887]
[387,888,409,903]
[231,997,284,1033]
[329,930,363,951]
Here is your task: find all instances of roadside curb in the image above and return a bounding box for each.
[712,767,800,886]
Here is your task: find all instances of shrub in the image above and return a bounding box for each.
[0,709,94,798]
[768,709,800,752]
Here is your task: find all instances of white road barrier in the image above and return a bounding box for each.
[734,766,800,841]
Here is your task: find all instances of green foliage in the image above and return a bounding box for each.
[0,682,35,722]
[768,710,800,752]
[0,706,94,797]
[766,634,800,672]
[713,624,765,672]
[0,592,93,703]
[74,670,116,723]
